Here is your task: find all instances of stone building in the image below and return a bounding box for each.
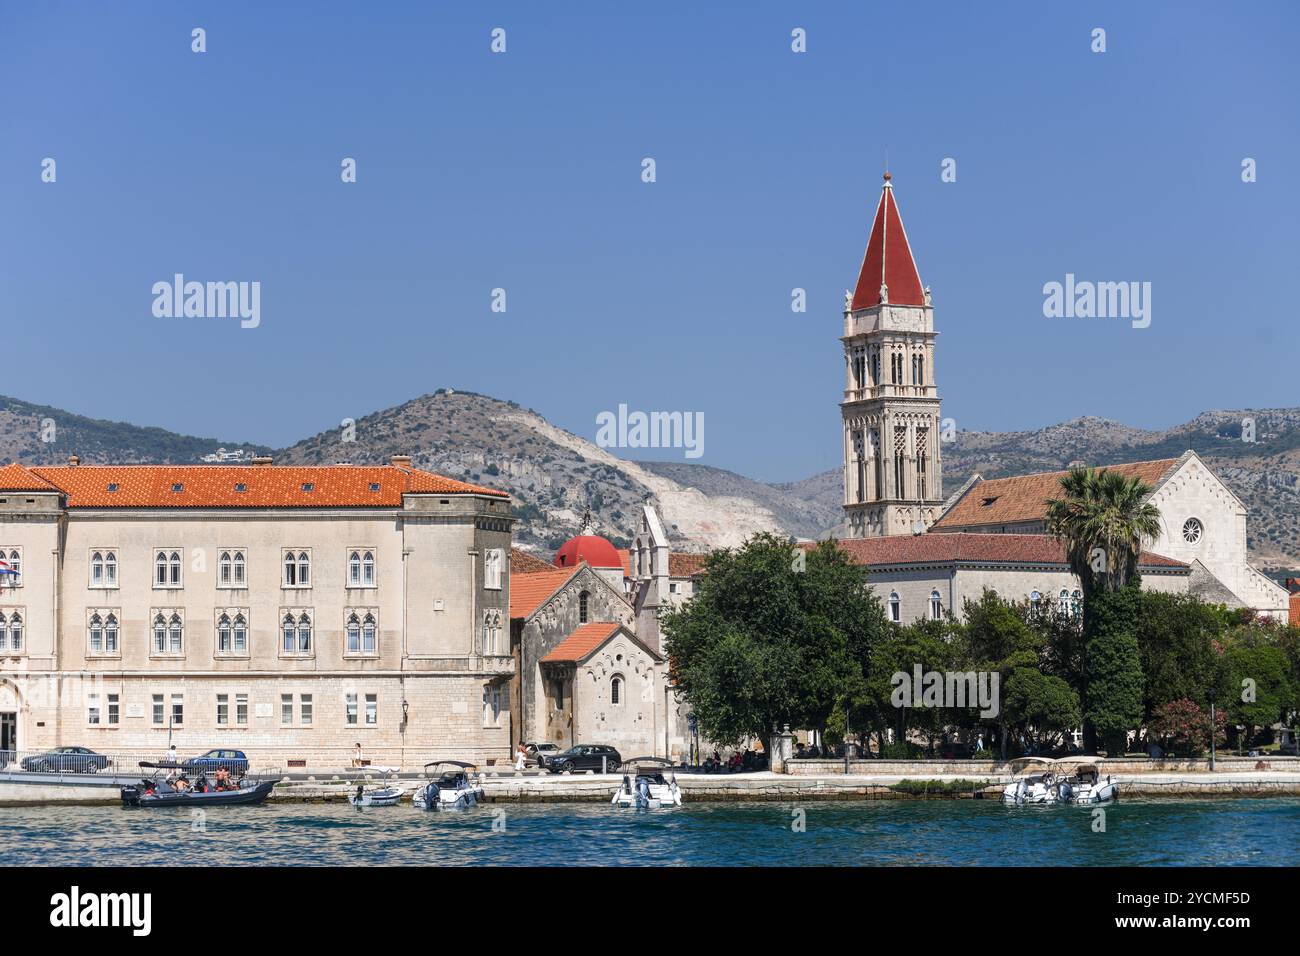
[0,457,515,766]
[932,451,1290,620]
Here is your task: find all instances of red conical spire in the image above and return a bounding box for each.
[850,172,926,311]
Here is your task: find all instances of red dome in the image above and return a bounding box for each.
[554,534,622,570]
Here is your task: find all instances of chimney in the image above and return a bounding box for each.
[390,455,413,468]
[67,455,80,467]
[251,456,274,467]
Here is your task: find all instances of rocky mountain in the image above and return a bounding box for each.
[1,390,1296,571]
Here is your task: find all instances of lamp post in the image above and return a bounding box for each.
[1209,700,1216,772]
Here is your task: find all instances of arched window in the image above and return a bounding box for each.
[481,612,492,654]
[1059,589,1070,617]
[1070,590,1083,620]
[611,675,623,706]
[233,614,247,652]
[1030,590,1042,609]
[362,551,375,586]
[297,613,312,652]
[297,552,310,586]
[168,552,182,586]
[105,614,117,652]
[889,591,901,623]
[579,591,590,624]
[0,613,7,651]
[282,614,296,653]
[156,551,169,586]
[218,613,232,653]
[8,614,20,651]
[91,552,105,585]
[930,590,942,620]
[89,613,103,652]
[219,552,232,586]
[168,614,183,652]
[484,549,502,589]
[105,551,117,586]
[283,551,296,586]
[363,613,377,653]
[348,613,362,653]
[6,550,19,586]
[232,551,245,586]
[349,551,362,586]
[154,614,167,653]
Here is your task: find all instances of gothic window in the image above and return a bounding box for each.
[894,427,907,497]
[219,551,232,586]
[1070,590,1083,620]
[930,590,942,620]
[349,612,362,653]
[349,551,362,586]
[168,552,182,586]
[2,549,19,587]
[871,348,881,385]
[363,550,375,586]
[282,614,296,653]
[1058,589,1070,617]
[168,613,183,652]
[853,431,866,503]
[233,613,247,652]
[105,613,117,652]
[233,551,245,585]
[916,428,929,500]
[871,430,883,501]
[363,612,377,653]
[1030,590,1042,609]
[284,550,311,587]
[218,613,232,653]
[297,613,312,652]
[154,613,168,653]
[579,590,590,624]
[889,591,901,623]
[155,551,168,586]
[89,613,103,653]
[91,551,105,586]
[611,675,624,706]
[484,548,503,590]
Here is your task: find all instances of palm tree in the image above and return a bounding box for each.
[1046,467,1163,596]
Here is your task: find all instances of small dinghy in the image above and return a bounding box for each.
[121,762,274,808]
[412,760,485,811]
[612,757,682,809]
[1001,757,1064,805]
[348,783,403,807]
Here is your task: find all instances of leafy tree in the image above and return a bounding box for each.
[962,589,1042,759]
[662,534,887,746]
[1084,586,1145,755]
[1148,697,1226,755]
[1133,591,1223,719]
[861,618,961,755]
[1219,635,1296,748]
[1003,668,1081,752]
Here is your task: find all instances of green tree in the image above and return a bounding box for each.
[1219,634,1296,748]
[662,534,888,747]
[1084,586,1146,755]
[1045,467,1162,596]
[1003,668,1081,752]
[1133,592,1224,719]
[962,589,1042,759]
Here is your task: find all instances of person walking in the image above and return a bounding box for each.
[514,743,527,771]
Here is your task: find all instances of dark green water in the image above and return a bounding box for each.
[2,798,1297,866]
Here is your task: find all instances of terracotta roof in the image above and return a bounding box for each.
[851,174,926,311]
[23,463,507,509]
[668,552,709,577]
[0,462,60,492]
[822,533,1187,570]
[614,548,633,577]
[510,549,553,575]
[508,567,578,619]
[932,459,1179,531]
[540,622,625,663]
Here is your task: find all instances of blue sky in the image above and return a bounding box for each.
[1,1,1296,482]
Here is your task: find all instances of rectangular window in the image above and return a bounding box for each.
[365,693,377,725]
[300,694,313,726]
[216,694,229,726]
[107,693,120,725]
[87,694,101,726]
[345,693,358,725]
[152,694,164,725]
[236,693,248,726]
[281,694,293,726]
[171,694,184,727]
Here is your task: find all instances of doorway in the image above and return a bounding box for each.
[0,711,16,765]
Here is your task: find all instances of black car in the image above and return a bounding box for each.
[543,745,621,774]
[20,746,111,773]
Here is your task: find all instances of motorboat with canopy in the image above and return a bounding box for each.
[120,761,275,808]
[412,760,485,810]
[1001,756,1118,805]
[348,768,403,807]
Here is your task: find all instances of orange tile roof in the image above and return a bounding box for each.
[508,567,578,619]
[669,552,709,577]
[510,549,553,575]
[614,548,633,577]
[540,622,625,663]
[821,533,1186,570]
[23,463,507,509]
[932,459,1179,531]
[0,462,59,492]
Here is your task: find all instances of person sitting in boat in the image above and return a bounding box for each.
[193,773,208,794]
[213,766,231,790]
[174,775,191,793]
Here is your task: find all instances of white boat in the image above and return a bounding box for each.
[348,784,403,807]
[412,761,485,811]
[1001,756,1118,805]
[612,758,682,809]
[1054,757,1118,805]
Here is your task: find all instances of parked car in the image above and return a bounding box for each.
[543,744,621,774]
[180,749,249,774]
[524,742,561,767]
[20,746,111,773]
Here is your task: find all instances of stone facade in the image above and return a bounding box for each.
[0,461,516,767]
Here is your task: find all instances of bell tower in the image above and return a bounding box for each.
[841,173,944,538]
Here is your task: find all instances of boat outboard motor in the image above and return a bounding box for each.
[636,775,651,809]
[424,781,441,810]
